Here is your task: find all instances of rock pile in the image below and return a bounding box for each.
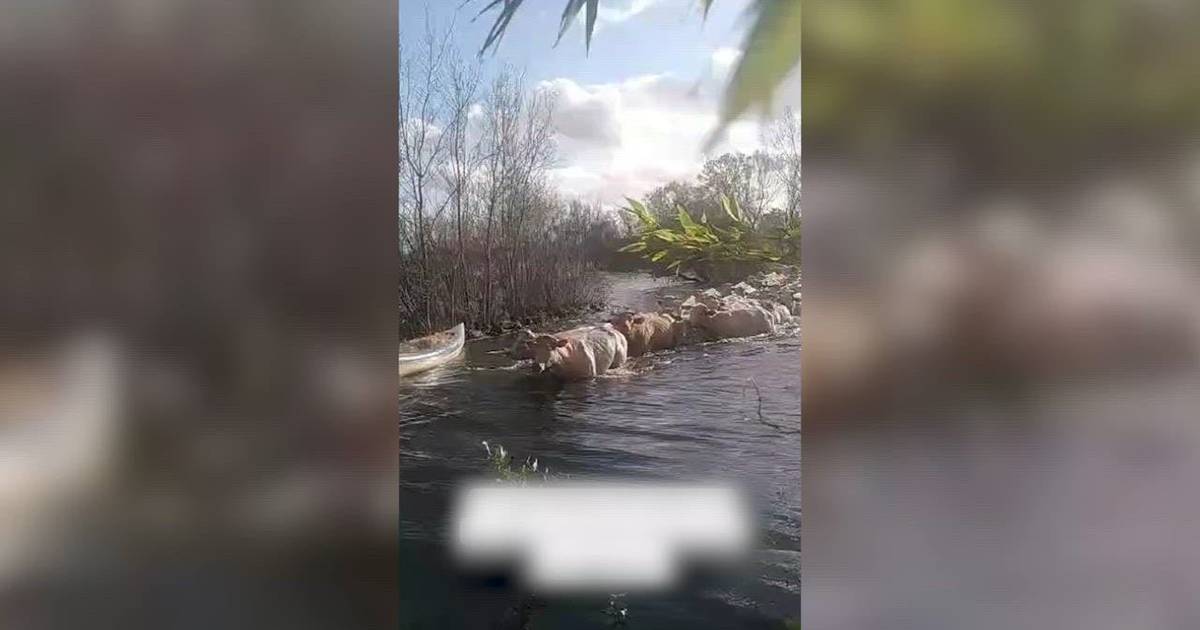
[730,265,801,316]
[653,264,802,320]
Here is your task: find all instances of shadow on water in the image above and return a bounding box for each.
[399,273,800,629]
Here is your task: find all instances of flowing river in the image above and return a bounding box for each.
[399,273,801,629]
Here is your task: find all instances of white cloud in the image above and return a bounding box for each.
[540,77,622,145]
[711,46,742,79]
[536,64,769,206]
[597,0,662,24]
[570,0,674,37]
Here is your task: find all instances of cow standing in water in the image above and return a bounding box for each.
[525,324,628,381]
[689,302,775,340]
[511,324,605,361]
[608,312,681,357]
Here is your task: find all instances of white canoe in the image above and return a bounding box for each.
[399,323,465,377]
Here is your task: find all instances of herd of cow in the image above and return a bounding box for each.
[509,291,796,381]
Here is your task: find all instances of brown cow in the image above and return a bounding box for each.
[608,312,681,357]
[688,302,775,340]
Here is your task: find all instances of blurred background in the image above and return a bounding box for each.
[803,1,1200,628]
[0,1,398,627]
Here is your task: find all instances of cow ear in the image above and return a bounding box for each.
[554,337,570,348]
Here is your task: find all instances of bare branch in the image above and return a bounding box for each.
[742,378,801,435]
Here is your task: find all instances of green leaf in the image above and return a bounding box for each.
[721,195,744,223]
[666,259,684,271]
[622,197,657,228]
[585,0,598,52]
[552,0,598,52]
[652,229,681,242]
[476,0,528,56]
[649,250,669,262]
[618,241,648,253]
[554,1,586,46]
[677,206,699,231]
[473,0,505,19]
[705,0,802,150]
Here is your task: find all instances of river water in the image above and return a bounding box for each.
[399,273,801,629]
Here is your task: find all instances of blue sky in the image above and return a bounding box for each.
[399,0,786,204]
[400,0,753,86]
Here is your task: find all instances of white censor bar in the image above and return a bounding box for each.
[450,481,753,593]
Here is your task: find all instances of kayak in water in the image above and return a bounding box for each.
[399,323,465,378]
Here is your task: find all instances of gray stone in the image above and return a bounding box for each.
[759,271,787,287]
[731,282,758,295]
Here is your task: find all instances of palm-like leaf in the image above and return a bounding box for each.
[474,0,527,56]
[720,195,745,224]
[706,0,801,150]
[477,0,601,55]
[554,0,586,45]
[584,0,599,51]
[677,206,700,232]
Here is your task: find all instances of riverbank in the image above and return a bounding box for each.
[421,264,802,362]
[456,272,684,342]
[649,263,802,317]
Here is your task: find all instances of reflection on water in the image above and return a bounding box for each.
[400,274,800,629]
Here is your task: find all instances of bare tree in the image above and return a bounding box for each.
[439,48,482,318]
[698,152,779,228]
[766,106,801,222]
[398,33,606,337]
[748,149,782,223]
[399,15,455,329]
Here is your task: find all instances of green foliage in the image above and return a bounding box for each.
[618,196,783,274]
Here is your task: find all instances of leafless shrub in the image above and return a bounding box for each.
[399,26,614,337]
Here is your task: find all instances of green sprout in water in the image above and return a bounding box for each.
[603,592,629,627]
[482,441,552,483]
